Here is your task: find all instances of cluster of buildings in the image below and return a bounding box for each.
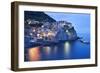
[24,19,77,43]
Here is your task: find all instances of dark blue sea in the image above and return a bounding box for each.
[24,33,90,61]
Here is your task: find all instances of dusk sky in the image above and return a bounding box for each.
[45,12,90,34]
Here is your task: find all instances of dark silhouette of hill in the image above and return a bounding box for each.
[24,11,56,23]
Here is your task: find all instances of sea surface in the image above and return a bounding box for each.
[24,33,90,61]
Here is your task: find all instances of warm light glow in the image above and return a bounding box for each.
[28,47,40,61]
[47,32,55,36]
[42,32,46,37]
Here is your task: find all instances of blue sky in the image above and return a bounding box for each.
[45,12,90,34]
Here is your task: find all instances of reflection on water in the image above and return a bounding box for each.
[43,47,51,55]
[28,47,40,61]
[64,42,71,58]
[25,40,90,61]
